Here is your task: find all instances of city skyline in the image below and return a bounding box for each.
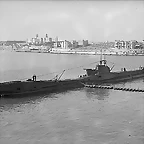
[0,1,144,42]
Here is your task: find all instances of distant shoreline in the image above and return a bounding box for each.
[1,48,144,56]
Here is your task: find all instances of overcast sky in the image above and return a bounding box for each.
[0,1,144,42]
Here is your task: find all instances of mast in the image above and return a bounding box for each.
[104,50,106,60]
[57,70,65,81]
[100,49,102,61]
[100,48,107,65]
[100,49,103,65]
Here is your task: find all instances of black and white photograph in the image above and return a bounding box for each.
[0,0,144,144]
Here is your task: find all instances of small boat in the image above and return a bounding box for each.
[0,53,144,97]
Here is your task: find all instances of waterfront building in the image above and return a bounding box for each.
[130,40,139,49]
[54,41,61,48]
[41,38,44,44]
[121,40,125,49]
[32,38,36,44]
[53,40,72,49]
[53,42,57,48]
[64,40,68,49]
[54,37,59,47]
[45,34,48,42]
[47,42,54,48]
[36,34,38,38]
[49,38,52,42]
[26,39,31,44]
[65,40,72,48]
[83,40,89,47]
[78,40,83,46]
[37,38,40,44]
[114,40,119,49]
[115,40,126,49]
[0,42,4,46]
[142,40,144,46]
[72,40,78,48]
[55,37,58,42]
[125,41,131,49]
[115,40,122,49]
[64,40,73,49]
[60,41,64,48]
[44,38,46,43]
[115,40,139,49]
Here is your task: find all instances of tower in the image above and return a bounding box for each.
[55,36,58,42]
[49,38,52,42]
[41,38,43,44]
[46,34,48,42]
[36,34,38,38]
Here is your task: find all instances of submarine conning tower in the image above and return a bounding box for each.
[85,59,110,76]
[97,60,110,74]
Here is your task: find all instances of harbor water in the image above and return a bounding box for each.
[0,51,144,144]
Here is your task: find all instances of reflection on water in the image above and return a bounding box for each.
[0,94,58,112]
[85,87,110,100]
[85,78,144,101]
